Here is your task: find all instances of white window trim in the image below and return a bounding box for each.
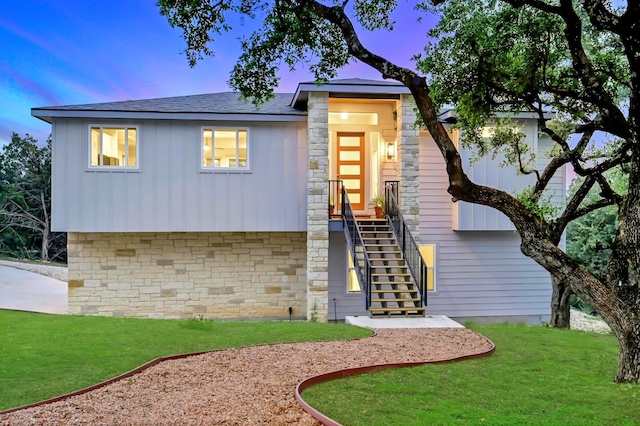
[88,125,140,170]
[200,127,251,173]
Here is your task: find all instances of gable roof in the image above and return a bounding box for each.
[32,92,305,123]
[291,78,410,110]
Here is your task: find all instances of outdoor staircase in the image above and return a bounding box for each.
[357,218,426,318]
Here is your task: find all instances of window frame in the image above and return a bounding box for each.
[88,125,140,170]
[419,244,437,292]
[200,127,251,172]
[346,252,361,294]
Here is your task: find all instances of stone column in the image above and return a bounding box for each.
[306,92,329,322]
[396,94,420,241]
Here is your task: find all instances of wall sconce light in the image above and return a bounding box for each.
[340,112,348,120]
[386,142,396,160]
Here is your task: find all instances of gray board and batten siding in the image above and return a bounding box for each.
[50,118,308,232]
[419,127,563,322]
[328,230,369,321]
[453,119,564,230]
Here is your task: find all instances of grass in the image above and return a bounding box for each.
[302,323,640,426]
[0,310,371,410]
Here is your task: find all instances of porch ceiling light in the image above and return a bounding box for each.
[386,142,396,160]
[341,112,348,120]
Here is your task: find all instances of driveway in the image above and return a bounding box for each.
[0,265,67,314]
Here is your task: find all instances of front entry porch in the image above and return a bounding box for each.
[327,182,431,319]
[306,89,421,323]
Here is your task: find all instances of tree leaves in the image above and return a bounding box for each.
[0,134,65,261]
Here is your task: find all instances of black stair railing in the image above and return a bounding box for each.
[385,181,429,308]
[341,184,373,310]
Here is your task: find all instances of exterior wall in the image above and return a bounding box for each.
[51,119,308,233]
[397,95,420,238]
[327,230,368,320]
[67,232,307,319]
[306,92,329,321]
[453,120,565,230]
[419,131,553,321]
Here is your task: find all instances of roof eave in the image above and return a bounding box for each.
[30,109,307,123]
[291,81,410,109]
[438,110,556,122]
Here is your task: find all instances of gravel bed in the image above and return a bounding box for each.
[0,328,492,425]
[570,308,612,334]
[0,260,68,282]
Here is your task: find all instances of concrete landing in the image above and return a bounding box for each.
[345,315,464,329]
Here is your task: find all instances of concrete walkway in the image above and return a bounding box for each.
[346,315,464,329]
[0,265,67,314]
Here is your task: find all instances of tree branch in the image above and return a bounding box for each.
[4,200,46,228]
[549,175,597,240]
[505,0,629,139]
[583,0,621,33]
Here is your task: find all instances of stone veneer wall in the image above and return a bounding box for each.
[397,94,420,241]
[67,232,307,319]
[306,91,330,322]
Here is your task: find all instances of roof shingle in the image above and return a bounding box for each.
[35,92,302,115]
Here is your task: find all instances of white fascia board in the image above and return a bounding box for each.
[31,109,308,123]
[291,82,410,107]
[439,110,556,121]
[309,82,410,95]
[492,111,556,120]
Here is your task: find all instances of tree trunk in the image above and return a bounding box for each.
[40,227,49,261]
[614,322,640,382]
[549,275,571,328]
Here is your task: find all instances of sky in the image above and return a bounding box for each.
[0,1,435,147]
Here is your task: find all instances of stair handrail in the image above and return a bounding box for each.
[384,181,429,308]
[341,184,373,310]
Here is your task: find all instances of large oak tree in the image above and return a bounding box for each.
[158,0,640,382]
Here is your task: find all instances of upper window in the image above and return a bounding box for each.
[202,128,249,170]
[90,126,138,168]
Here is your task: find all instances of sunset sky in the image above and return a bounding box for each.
[1,1,435,146]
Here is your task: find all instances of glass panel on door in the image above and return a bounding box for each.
[336,132,365,210]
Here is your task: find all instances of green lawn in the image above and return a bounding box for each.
[303,324,640,426]
[0,310,371,410]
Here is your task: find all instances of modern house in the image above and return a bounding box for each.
[32,78,565,323]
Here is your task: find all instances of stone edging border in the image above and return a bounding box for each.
[294,331,496,426]
[0,330,376,415]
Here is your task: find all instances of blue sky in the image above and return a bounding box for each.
[0,1,434,146]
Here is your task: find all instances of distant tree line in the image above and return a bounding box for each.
[566,167,627,315]
[0,133,66,262]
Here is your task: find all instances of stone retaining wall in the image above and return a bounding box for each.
[67,232,307,319]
